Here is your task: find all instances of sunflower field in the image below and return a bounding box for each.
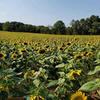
[0,31,100,100]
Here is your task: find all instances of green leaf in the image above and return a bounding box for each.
[95,59,100,64]
[55,63,65,68]
[88,66,100,75]
[58,72,65,77]
[79,79,100,92]
[57,78,65,85]
[97,51,100,59]
[47,80,58,88]
[47,93,58,100]
[33,79,40,87]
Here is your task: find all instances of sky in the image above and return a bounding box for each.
[0,0,100,26]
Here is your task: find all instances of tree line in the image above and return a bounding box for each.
[0,15,100,35]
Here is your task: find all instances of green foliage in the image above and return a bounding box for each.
[0,34,100,99]
[88,66,100,75]
[53,20,66,34]
[3,22,11,31]
[0,15,100,35]
[79,79,100,92]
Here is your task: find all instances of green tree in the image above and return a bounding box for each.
[53,20,66,34]
[89,22,100,35]
[3,22,11,31]
[66,27,73,35]
[0,23,3,30]
[70,20,80,34]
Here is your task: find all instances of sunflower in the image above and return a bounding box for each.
[23,42,28,45]
[38,49,45,54]
[86,52,93,57]
[11,52,17,60]
[30,95,45,100]
[0,84,9,92]
[0,52,6,60]
[67,69,81,80]
[71,91,87,100]
[67,42,71,46]
[74,54,82,59]
[24,70,35,79]
[18,48,27,54]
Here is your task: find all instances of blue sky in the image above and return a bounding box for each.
[0,0,100,26]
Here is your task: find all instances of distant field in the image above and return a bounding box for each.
[0,31,100,43]
[0,31,100,99]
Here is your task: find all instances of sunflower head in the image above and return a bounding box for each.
[24,42,28,45]
[38,49,45,54]
[59,47,64,51]
[74,54,82,59]
[24,70,35,79]
[19,48,27,54]
[0,52,6,60]
[11,52,17,60]
[67,42,71,46]
[30,95,44,100]
[86,52,93,57]
[71,91,87,100]
[0,84,9,92]
[45,45,49,48]
[67,69,81,80]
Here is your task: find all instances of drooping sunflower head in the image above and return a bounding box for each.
[67,69,82,80]
[71,91,87,100]
[30,95,45,100]
[0,52,6,60]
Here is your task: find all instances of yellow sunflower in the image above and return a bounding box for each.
[18,48,27,54]
[11,52,17,60]
[30,95,45,100]
[0,84,9,92]
[71,91,87,100]
[24,70,35,79]
[86,52,93,57]
[0,52,6,59]
[67,69,81,80]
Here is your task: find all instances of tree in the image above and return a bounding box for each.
[66,27,73,35]
[0,23,3,30]
[70,20,80,34]
[53,20,66,34]
[1,15,100,35]
[39,26,50,34]
[70,15,100,35]
[3,22,11,31]
[89,22,100,35]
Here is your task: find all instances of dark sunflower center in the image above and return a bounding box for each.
[21,50,26,52]
[13,54,17,58]
[39,49,45,54]
[73,73,79,78]
[0,53,3,58]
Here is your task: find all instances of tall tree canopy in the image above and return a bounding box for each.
[53,20,66,34]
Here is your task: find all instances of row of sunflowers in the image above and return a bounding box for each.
[0,31,100,100]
